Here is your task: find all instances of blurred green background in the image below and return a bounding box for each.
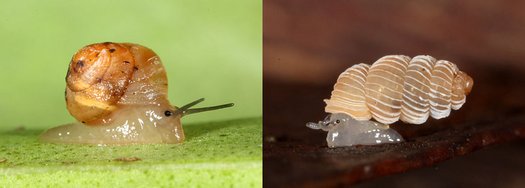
[0,0,261,132]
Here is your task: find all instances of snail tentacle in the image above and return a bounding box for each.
[183,103,235,116]
[173,98,234,117]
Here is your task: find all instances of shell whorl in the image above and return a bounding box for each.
[65,42,169,125]
[324,55,473,125]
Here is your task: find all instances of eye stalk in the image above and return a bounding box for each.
[173,98,234,117]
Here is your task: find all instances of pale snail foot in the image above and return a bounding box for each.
[306,113,404,148]
[39,122,182,145]
[39,106,184,145]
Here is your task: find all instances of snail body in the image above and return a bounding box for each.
[307,113,404,148]
[40,42,233,145]
[307,55,473,147]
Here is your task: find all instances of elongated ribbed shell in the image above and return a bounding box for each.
[324,55,473,125]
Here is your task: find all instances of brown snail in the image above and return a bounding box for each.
[307,55,473,147]
[40,42,233,145]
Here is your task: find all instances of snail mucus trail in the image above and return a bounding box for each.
[307,55,473,148]
[40,42,233,145]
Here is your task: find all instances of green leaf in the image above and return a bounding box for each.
[0,118,262,187]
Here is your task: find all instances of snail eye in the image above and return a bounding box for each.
[164,110,173,117]
[335,120,341,124]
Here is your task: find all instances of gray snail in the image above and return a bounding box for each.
[307,55,473,148]
[40,42,233,145]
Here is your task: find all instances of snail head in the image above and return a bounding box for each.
[306,114,344,131]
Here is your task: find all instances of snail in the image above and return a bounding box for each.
[307,55,473,148]
[40,42,233,145]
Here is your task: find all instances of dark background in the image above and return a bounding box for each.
[264,0,525,187]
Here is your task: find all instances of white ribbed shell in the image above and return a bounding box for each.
[324,55,473,125]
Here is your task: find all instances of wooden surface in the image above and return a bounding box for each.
[263,66,525,187]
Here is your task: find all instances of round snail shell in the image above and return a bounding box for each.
[65,42,169,125]
[324,55,473,125]
[40,42,233,145]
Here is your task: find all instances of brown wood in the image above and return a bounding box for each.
[264,66,525,187]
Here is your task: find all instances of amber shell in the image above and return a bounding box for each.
[65,42,169,125]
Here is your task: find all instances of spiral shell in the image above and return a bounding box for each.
[65,42,168,125]
[324,55,473,125]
